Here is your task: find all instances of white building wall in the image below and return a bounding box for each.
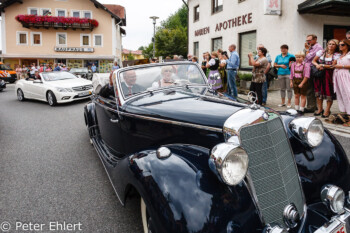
[188,0,350,66]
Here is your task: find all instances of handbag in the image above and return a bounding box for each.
[311,52,327,79]
[268,67,278,79]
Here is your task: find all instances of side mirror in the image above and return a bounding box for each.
[33,80,42,84]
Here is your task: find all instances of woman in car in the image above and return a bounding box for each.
[151,66,175,88]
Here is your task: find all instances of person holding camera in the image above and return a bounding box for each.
[224,44,240,98]
[254,44,272,105]
[248,48,268,105]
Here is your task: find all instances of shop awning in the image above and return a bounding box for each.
[298,0,350,16]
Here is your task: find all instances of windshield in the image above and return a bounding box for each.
[70,68,88,73]
[117,64,207,98]
[42,72,77,81]
[0,64,12,70]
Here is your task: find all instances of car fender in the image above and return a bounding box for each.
[84,102,99,138]
[126,144,263,233]
[281,114,350,203]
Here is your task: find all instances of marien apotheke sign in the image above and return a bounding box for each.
[195,13,253,37]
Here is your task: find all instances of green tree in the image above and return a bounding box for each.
[127,52,135,61]
[142,43,154,59]
[151,4,188,58]
[155,27,187,58]
[138,46,145,51]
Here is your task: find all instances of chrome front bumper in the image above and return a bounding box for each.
[315,208,350,233]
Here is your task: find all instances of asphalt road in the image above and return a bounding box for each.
[0,84,349,233]
[0,85,143,233]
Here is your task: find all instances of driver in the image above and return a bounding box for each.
[121,70,145,96]
[151,66,175,88]
[28,71,41,81]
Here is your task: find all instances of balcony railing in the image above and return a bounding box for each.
[16,15,99,31]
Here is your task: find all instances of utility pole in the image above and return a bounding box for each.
[149,16,159,58]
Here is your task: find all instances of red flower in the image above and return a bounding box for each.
[15,14,99,28]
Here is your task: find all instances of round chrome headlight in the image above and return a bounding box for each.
[290,117,324,147]
[210,143,249,186]
[320,185,345,214]
[307,119,324,147]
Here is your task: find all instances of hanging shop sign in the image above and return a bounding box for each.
[264,0,282,15]
[54,47,94,52]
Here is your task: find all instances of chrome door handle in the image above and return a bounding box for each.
[110,119,119,123]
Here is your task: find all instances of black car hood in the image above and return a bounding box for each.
[124,89,244,128]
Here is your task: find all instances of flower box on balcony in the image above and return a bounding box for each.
[15,15,99,31]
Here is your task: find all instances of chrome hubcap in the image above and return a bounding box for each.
[17,90,23,100]
[48,93,53,105]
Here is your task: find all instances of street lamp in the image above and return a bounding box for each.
[149,16,159,58]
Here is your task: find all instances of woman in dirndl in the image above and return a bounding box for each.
[206,51,222,90]
[312,39,340,118]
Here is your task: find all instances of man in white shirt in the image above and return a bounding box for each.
[30,63,37,78]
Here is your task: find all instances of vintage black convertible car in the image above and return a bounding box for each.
[84,62,350,233]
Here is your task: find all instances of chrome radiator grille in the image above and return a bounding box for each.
[72,85,93,92]
[240,117,304,225]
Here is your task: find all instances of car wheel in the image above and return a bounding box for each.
[17,88,25,101]
[47,91,57,106]
[141,197,156,233]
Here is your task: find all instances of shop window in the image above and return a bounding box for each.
[194,42,199,57]
[194,5,200,22]
[239,31,256,70]
[41,8,51,16]
[57,33,67,46]
[28,8,38,15]
[83,11,92,19]
[32,32,42,46]
[212,37,222,52]
[93,35,103,47]
[212,0,223,14]
[56,9,66,17]
[17,31,28,45]
[81,34,91,46]
[72,10,80,18]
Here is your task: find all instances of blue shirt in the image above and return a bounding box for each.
[53,66,61,71]
[226,51,240,69]
[274,53,295,75]
[91,65,97,72]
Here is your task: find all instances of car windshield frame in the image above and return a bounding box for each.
[42,71,78,81]
[114,62,208,105]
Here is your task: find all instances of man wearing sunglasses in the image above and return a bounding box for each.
[304,34,323,113]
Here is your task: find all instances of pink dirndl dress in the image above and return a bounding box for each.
[333,52,350,114]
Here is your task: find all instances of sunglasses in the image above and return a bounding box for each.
[339,44,346,47]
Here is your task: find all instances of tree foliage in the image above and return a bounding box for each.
[127,52,135,61]
[138,5,188,58]
[155,5,188,57]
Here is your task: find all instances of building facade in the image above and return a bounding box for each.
[122,49,144,61]
[188,0,350,70]
[0,0,126,73]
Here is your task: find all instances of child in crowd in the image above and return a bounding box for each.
[206,51,222,90]
[290,52,310,114]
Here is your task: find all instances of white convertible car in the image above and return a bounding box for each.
[15,71,93,106]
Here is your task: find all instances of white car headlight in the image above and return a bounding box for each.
[210,143,249,186]
[290,117,324,147]
[56,87,73,92]
[321,185,345,214]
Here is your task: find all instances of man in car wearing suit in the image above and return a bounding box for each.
[99,70,145,99]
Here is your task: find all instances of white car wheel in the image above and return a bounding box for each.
[47,91,57,106]
[141,197,155,233]
[17,89,25,101]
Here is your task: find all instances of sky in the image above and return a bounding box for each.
[0,0,185,51]
[100,0,185,50]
